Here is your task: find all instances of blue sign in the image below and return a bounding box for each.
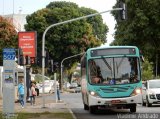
[3,48,15,60]
[110,79,116,85]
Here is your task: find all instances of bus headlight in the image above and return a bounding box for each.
[130,88,142,96]
[89,91,100,97]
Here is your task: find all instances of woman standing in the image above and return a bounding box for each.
[30,83,37,105]
[17,78,24,108]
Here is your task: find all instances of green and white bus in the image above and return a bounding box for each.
[81,46,142,113]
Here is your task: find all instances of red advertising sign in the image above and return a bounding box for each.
[18,31,37,58]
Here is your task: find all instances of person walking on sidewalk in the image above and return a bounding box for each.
[30,83,37,105]
[17,78,25,108]
[56,81,61,101]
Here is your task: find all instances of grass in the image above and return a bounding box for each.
[0,112,74,119]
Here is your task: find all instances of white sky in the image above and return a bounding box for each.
[0,0,117,45]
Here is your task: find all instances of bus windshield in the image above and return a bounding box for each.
[88,57,140,85]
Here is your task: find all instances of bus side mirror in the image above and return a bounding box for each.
[140,55,145,62]
[140,50,144,62]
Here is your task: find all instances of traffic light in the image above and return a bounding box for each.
[18,48,25,65]
[19,55,25,65]
[118,0,127,20]
[25,55,30,65]
[47,59,54,73]
[37,52,42,67]
[30,57,35,64]
[54,62,59,73]
[47,60,59,74]
[36,50,49,67]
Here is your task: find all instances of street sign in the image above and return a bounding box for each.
[2,48,16,118]
[3,48,15,60]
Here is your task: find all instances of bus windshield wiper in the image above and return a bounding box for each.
[101,56,112,71]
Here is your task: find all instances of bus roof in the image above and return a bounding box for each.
[87,46,138,51]
[85,46,139,58]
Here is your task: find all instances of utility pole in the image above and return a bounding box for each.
[156,54,158,78]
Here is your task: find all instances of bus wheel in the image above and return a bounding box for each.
[84,104,89,110]
[130,104,136,113]
[142,100,146,106]
[89,106,97,114]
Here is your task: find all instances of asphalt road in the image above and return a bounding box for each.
[59,93,160,119]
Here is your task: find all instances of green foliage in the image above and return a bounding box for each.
[5,112,74,119]
[111,0,160,76]
[0,16,18,65]
[64,62,79,82]
[141,59,154,81]
[25,1,108,68]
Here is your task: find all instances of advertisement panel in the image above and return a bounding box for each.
[18,31,37,58]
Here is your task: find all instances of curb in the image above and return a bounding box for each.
[68,108,77,119]
[15,102,77,119]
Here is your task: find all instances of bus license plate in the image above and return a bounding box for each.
[111,100,121,104]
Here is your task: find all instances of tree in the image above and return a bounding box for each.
[141,59,154,81]
[0,16,17,65]
[111,0,160,76]
[25,2,108,62]
[25,1,108,73]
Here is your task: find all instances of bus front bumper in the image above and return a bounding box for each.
[88,94,142,107]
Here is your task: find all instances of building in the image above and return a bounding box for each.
[3,14,27,32]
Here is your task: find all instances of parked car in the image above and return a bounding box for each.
[38,83,53,94]
[63,82,71,89]
[142,79,160,107]
[74,86,81,93]
[67,83,81,93]
[69,83,78,89]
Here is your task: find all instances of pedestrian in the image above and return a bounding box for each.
[56,81,61,101]
[17,78,25,108]
[30,83,37,105]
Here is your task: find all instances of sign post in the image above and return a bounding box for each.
[2,48,16,118]
[18,31,37,100]
[54,73,57,103]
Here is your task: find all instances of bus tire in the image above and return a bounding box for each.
[84,104,89,110]
[130,104,136,113]
[142,101,146,106]
[89,106,97,114]
[142,100,146,106]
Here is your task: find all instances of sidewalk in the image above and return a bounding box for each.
[0,95,76,119]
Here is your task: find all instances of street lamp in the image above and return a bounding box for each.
[42,8,123,108]
[60,53,84,90]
